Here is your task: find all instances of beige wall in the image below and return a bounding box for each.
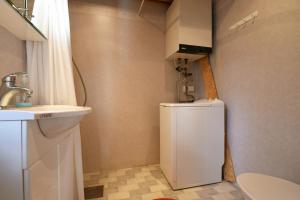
[0,26,26,78]
[69,0,177,172]
[212,0,300,183]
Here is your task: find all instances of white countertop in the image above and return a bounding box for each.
[0,105,91,120]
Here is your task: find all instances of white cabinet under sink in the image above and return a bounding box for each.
[0,105,91,200]
[0,121,23,200]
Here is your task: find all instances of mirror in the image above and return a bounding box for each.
[9,0,34,19]
[4,0,46,39]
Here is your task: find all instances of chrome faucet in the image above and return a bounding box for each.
[0,73,33,109]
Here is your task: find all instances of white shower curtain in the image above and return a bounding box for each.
[26,0,84,199]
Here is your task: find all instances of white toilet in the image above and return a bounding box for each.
[237,173,300,200]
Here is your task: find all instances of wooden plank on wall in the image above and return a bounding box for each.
[198,56,236,182]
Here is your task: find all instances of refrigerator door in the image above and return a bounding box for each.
[176,106,224,189]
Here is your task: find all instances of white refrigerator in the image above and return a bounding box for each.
[160,99,224,190]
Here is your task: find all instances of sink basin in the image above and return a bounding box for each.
[0,105,91,138]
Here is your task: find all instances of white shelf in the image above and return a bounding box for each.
[0,0,46,41]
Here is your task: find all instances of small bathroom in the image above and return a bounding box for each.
[0,0,300,200]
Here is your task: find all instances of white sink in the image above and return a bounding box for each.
[0,105,91,138]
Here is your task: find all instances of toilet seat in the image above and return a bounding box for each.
[237,173,300,200]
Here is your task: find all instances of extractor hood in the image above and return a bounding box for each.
[165,0,212,62]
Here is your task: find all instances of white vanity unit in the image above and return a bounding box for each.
[0,105,91,200]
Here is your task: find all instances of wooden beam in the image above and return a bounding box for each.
[198,57,218,99]
[198,56,236,182]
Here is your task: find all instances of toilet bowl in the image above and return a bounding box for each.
[237,173,300,200]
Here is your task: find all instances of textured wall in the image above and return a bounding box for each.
[0,26,26,78]
[69,0,177,172]
[211,0,300,183]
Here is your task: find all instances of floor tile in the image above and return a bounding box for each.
[84,165,246,200]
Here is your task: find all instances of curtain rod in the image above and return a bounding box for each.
[138,0,145,16]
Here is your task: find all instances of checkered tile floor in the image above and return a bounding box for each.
[84,165,247,200]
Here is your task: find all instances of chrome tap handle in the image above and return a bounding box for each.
[2,74,17,85]
[2,72,27,85]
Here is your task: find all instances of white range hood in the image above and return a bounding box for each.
[165,0,212,61]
